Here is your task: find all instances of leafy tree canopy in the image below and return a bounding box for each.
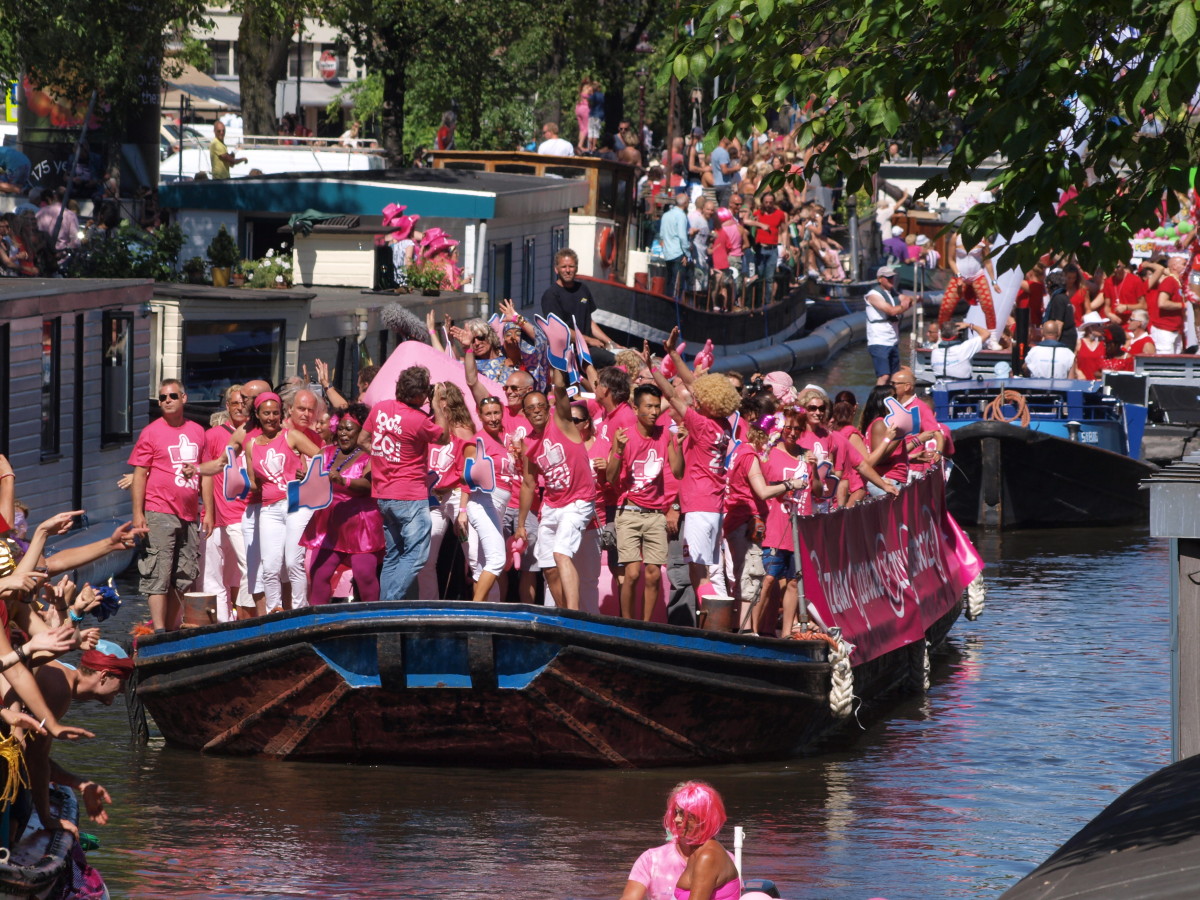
[668,0,1200,270]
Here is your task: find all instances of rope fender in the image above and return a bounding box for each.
[965,572,986,621]
[828,633,856,719]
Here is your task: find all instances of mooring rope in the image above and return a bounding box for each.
[965,572,986,621]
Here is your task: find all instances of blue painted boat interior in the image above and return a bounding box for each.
[932,379,1134,454]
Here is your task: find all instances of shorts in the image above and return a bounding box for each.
[615,508,668,566]
[138,510,200,596]
[868,342,900,379]
[682,510,723,566]
[761,545,797,580]
[587,117,602,139]
[535,500,596,569]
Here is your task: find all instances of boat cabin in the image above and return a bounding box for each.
[0,279,152,525]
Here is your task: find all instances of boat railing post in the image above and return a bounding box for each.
[733,826,744,880]
[791,504,809,628]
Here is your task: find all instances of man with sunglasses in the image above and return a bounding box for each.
[129,379,207,631]
[865,265,914,385]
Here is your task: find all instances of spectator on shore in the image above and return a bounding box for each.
[537,122,574,157]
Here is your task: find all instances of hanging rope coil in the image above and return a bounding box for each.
[0,734,29,808]
[906,639,931,693]
[829,635,856,719]
[965,572,986,621]
[984,389,1030,426]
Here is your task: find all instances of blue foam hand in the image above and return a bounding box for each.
[464,438,496,493]
[883,396,914,437]
[92,579,121,622]
[723,412,742,468]
[287,455,334,513]
[538,313,574,372]
[572,315,593,367]
[222,446,250,501]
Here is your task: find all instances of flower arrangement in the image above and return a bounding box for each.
[243,244,294,288]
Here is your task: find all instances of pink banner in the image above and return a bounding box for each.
[799,472,984,665]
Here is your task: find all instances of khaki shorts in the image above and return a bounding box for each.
[138,510,200,596]
[615,507,668,567]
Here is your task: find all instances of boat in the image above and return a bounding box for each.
[131,472,984,768]
[160,133,385,183]
[0,786,86,899]
[933,377,1157,527]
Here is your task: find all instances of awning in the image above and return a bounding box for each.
[276,81,354,115]
[162,64,242,112]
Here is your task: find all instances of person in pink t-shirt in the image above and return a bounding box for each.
[515,367,596,611]
[360,365,450,601]
[200,384,251,622]
[129,378,207,631]
[653,351,741,604]
[608,384,683,620]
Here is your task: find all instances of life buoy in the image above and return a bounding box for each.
[597,226,615,269]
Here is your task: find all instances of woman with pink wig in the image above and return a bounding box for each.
[620,781,741,900]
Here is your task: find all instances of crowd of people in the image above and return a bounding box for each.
[126,247,950,640]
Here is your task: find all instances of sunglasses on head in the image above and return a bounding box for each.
[158,392,181,402]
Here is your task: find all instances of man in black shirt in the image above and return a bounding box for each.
[540,248,622,368]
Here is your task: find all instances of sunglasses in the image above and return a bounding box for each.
[158,392,181,402]
[806,404,826,412]
[503,385,526,393]
[524,403,549,412]
[570,417,589,425]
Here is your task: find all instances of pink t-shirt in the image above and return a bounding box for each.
[502,406,532,444]
[363,400,445,501]
[429,436,466,492]
[798,426,848,510]
[679,407,732,514]
[479,429,521,497]
[902,395,940,475]
[834,425,867,494]
[204,424,248,527]
[724,442,767,531]
[867,416,909,484]
[525,417,594,509]
[628,842,738,900]
[617,424,673,510]
[128,417,206,521]
[597,402,637,445]
[248,431,302,506]
[761,445,813,551]
[586,437,612,525]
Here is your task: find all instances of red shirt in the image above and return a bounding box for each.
[363,400,445,501]
[1069,287,1089,326]
[128,417,206,521]
[754,208,786,247]
[616,424,673,510]
[1130,333,1155,356]
[1150,274,1185,332]
[1075,338,1106,380]
[1103,273,1146,325]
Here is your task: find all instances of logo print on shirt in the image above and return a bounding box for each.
[169,433,200,488]
[536,441,569,492]
[263,448,288,488]
[429,442,456,475]
[630,447,663,490]
[371,411,405,463]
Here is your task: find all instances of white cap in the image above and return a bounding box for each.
[891,225,904,237]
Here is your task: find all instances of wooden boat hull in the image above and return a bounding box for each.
[133,600,961,768]
[584,276,807,358]
[946,421,1155,527]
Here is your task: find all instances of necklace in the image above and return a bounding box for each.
[332,448,359,473]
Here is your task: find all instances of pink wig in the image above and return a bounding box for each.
[662,781,727,845]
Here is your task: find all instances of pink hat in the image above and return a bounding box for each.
[716,207,733,223]
[763,371,794,403]
[420,228,459,258]
[381,203,408,226]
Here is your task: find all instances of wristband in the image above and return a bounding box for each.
[69,608,84,625]
[0,472,13,480]
[14,644,28,666]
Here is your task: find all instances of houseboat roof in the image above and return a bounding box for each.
[0,279,153,317]
[158,168,590,221]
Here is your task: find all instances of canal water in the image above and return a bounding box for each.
[55,345,1172,899]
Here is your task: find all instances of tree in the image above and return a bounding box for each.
[235,0,306,135]
[668,0,1200,269]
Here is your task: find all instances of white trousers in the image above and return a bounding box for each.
[202,522,247,621]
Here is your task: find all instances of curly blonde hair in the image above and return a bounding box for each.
[690,373,741,418]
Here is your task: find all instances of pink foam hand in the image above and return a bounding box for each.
[571,316,593,367]
[464,438,496,493]
[883,396,914,437]
[287,455,333,513]
[538,313,574,372]
[222,447,250,502]
[693,339,715,372]
[488,314,506,342]
[660,341,684,380]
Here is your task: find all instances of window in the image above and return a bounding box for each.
[489,242,512,309]
[287,42,315,79]
[210,40,234,77]
[521,237,536,309]
[40,318,60,459]
[183,320,285,403]
[101,312,134,444]
[550,226,566,275]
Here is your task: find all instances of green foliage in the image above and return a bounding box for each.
[65,222,186,282]
[182,256,207,275]
[243,245,293,287]
[207,225,240,268]
[404,259,446,292]
[668,0,1200,270]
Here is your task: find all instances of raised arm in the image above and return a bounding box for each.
[549,367,581,440]
[663,326,696,386]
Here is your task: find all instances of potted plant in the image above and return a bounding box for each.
[247,246,294,289]
[405,259,446,295]
[182,256,207,284]
[207,225,240,287]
